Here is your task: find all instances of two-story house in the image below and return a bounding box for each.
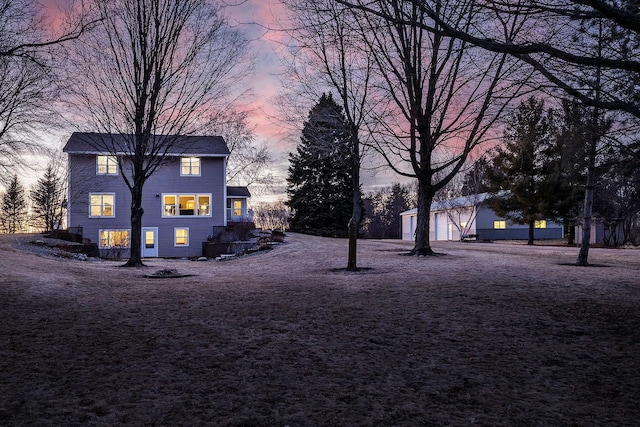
[63,132,252,258]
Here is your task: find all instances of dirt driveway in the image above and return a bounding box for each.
[1,233,639,426]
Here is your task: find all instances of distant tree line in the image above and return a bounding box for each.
[361,184,416,239]
[0,163,66,234]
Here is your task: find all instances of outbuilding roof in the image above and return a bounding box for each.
[227,186,251,198]
[62,132,230,157]
[400,193,490,216]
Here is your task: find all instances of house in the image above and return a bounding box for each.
[400,193,564,241]
[63,132,251,258]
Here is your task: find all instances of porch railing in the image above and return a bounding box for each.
[227,208,254,222]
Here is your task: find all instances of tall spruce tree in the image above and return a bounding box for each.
[286,93,357,237]
[31,164,66,232]
[1,174,27,233]
[486,97,558,245]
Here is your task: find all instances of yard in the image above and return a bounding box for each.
[1,233,639,426]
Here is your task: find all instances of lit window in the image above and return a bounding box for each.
[198,195,210,216]
[99,230,130,248]
[493,220,506,229]
[175,228,189,246]
[227,199,244,218]
[163,194,211,217]
[460,221,468,229]
[179,195,195,215]
[145,230,155,248]
[163,195,176,216]
[181,157,200,176]
[97,155,118,175]
[90,193,115,217]
[535,220,547,229]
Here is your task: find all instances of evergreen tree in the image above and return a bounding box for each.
[486,97,557,245]
[286,93,359,237]
[31,164,66,232]
[1,174,27,233]
[544,100,592,244]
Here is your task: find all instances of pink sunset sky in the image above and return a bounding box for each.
[38,0,406,199]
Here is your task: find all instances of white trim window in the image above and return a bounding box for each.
[163,194,211,217]
[99,229,130,248]
[90,193,115,217]
[174,227,189,246]
[180,157,201,176]
[97,155,118,175]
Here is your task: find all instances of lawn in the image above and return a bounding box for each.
[1,233,639,426]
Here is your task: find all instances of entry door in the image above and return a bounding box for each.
[142,227,158,258]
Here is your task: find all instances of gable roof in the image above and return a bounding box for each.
[227,186,251,198]
[400,193,490,216]
[430,192,489,211]
[62,132,230,157]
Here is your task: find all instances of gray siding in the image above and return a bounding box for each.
[401,204,564,241]
[68,154,227,257]
[475,205,563,241]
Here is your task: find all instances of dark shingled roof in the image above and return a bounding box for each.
[62,132,229,157]
[227,186,251,198]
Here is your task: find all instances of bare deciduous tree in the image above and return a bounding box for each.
[433,170,483,240]
[0,0,96,61]
[338,0,640,118]
[336,0,532,255]
[279,0,374,270]
[252,201,290,231]
[0,0,95,174]
[205,108,273,188]
[69,0,250,266]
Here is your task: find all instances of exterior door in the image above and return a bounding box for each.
[142,227,158,258]
[435,212,448,241]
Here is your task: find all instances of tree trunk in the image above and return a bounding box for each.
[577,156,596,266]
[347,215,359,271]
[123,184,145,267]
[528,219,534,245]
[410,179,435,256]
[566,219,575,245]
[577,109,599,266]
[346,132,361,271]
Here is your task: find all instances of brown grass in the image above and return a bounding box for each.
[1,233,639,426]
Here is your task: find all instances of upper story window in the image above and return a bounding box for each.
[181,157,200,176]
[163,194,211,217]
[493,220,506,229]
[535,220,547,229]
[90,193,115,217]
[97,155,118,175]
